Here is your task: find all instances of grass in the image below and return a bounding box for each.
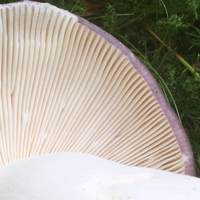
[1,0,200,174]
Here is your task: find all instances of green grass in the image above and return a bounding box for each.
[1,0,200,174]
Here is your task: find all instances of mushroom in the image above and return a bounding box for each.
[0,153,199,200]
[0,1,195,175]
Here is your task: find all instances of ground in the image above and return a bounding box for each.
[2,0,200,174]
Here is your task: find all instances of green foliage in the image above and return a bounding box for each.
[158,15,187,30]
[186,0,200,19]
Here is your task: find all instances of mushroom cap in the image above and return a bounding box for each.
[0,153,199,200]
[0,2,195,175]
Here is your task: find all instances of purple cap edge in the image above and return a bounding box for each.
[78,16,196,176]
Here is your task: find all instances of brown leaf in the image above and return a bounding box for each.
[81,0,108,15]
